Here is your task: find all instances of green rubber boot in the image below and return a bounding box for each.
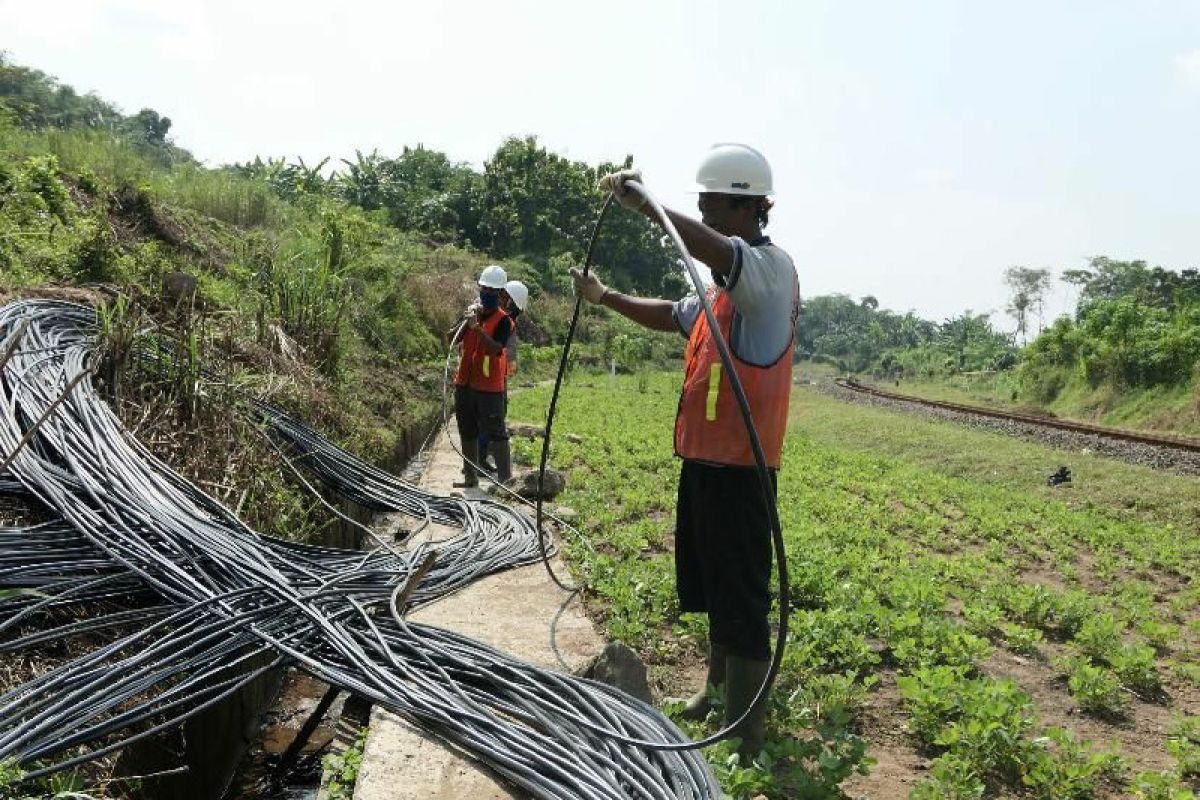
[492,438,513,484]
[725,655,770,759]
[453,439,479,488]
[680,641,728,721]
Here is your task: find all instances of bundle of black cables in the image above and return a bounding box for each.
[0,298,720,799]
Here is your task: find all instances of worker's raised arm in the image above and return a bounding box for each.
[657,207,735,276]
[466,313,509,355]
[598,169,736,276]
[570,268,676,332]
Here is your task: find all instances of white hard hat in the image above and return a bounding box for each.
[504,280,529,311]
[478,264,507,289]
[692,143,773,196]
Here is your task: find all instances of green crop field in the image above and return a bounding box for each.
[509,373,1200,800]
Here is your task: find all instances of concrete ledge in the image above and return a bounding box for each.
[351,427,603,800]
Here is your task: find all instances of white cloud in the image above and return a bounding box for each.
[914,167,955,188]
[1175,49,1200,91]
[0,2,102,50]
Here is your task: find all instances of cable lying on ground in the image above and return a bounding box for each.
[0,299,720,799]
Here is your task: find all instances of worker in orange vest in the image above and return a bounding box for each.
[478,280,529,473]
[572,144,799,758]
[453,265,514,488]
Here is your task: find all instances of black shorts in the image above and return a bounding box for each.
[454,386,508,442]
[675,460,776,660]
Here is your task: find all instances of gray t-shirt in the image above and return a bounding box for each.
[671,236,799,366]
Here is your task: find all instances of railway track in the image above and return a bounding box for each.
[834,378,1200,454]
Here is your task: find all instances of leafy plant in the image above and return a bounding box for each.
[897,665,969,743]
[1001,622,1044,657]
[931,680,1036,784]
[322,727,368,800]
[911,754,986,800]
[1024,727,1126,799]
[1063,657,1128,718]
[1072,612,1124,662]
[1167,716,1200,778]
[1110,642,1162,697]
[1132,770,1198,800]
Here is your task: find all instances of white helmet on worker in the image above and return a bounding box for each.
[504,280,529,312]
[478,264,507,289]
[693,143,773,196]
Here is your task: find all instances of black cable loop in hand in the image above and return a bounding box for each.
[533,193,616,594]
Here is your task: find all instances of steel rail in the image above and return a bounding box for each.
[835,378,1200,453]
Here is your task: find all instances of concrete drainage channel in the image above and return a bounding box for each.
[106,410,442,800]
[218,407,607,800]
[228,411,440,800]
[344,422,606,800]
[54,408,645,800]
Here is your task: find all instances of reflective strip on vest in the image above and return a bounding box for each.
[482,355,490,378]
[705,363,720,421]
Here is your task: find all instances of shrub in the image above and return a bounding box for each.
[1111,643,1162,697]
[1064,658,1127,717]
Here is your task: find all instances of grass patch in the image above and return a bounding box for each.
[891,373,1200,437]
[792,386,1199,533]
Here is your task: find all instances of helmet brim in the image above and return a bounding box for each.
[689,184,774,196]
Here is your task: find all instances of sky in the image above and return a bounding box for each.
[3,0,1198,330]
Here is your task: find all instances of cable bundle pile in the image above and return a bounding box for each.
[0,299,718,799]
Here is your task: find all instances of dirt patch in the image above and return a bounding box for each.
[651,656,708,702]
[843,669,928,800]
[980,647,1190,773]
[0,285,108,307]
[110,185,197,256]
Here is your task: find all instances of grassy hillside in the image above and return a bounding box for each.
[0,117,501,540]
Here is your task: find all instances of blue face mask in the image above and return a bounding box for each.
[479,291,500,310]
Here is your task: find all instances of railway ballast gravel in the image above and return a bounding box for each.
[826,379,1200,475]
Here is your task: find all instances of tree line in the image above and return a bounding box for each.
[229,140,683,300]
[0,51,191,166]
[795,294,1015,376]
[797,256,1198,399]
[1018,257,1199,400]
[5,53,1195,401]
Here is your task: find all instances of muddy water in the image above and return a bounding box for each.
[223,670,341,800]
[225,415,443,800]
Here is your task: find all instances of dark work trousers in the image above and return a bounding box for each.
[675,459,776,661]
[454,385,508,446]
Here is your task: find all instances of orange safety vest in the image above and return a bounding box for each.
[674,284,798,468]
[454,309,510,392]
